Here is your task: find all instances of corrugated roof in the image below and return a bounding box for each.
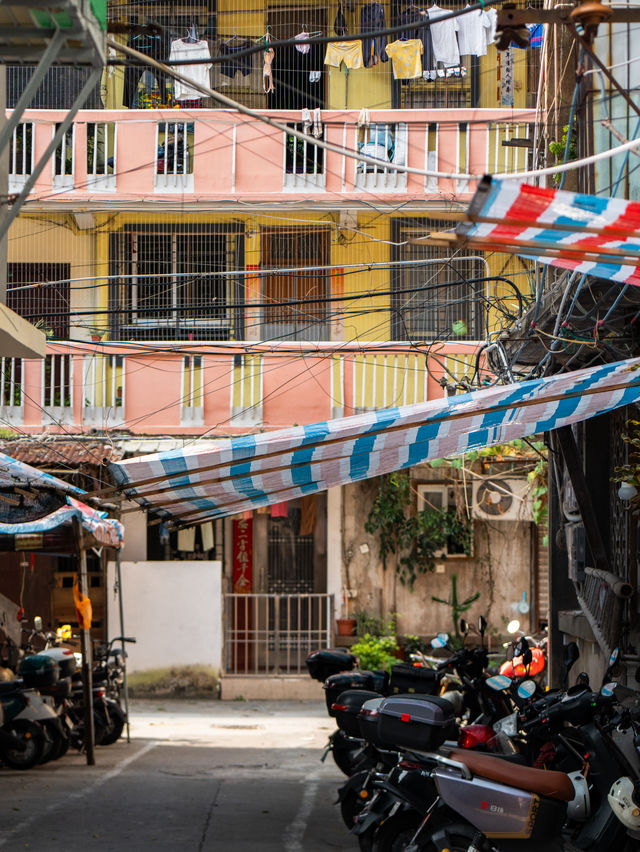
[0,441,121,468]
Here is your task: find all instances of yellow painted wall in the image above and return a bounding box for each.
[478,45,530,110]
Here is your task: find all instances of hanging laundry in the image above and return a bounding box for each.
[485,7,498,44]
[334,2,348,36]
[397,6,435,72]
[428,4,460,67]
[177,526,196,551]
[324,41,364,69]
[357,107,371,126]
[295,32,311,54]
[301,107,313,134]
[309,70,322,83]
[299,495,317,537]
[385,39,424,79]
[263,44,275,93]
[456,5,492,57]
[528,24,544,48]
[271,501,288,518]
[360,2,388,67]
[312,107,322,138]
[219,39,253,77]
[123,33,171,108]
[169,37,212,100]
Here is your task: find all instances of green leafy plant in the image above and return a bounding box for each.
[431,574,480,645]
[355,609,397,637]
[351,633,400,671]
[365,473,471,588]
[549,124,577,185]
[402,634,428,659]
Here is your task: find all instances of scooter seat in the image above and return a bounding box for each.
[444,747,575,801]
[0,679,22,694]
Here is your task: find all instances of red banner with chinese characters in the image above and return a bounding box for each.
[232,517,253,593]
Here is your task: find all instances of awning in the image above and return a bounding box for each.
[0,450,85,496]
[0,495,124,552]
[107,357,640,525]
[427,176,640,284]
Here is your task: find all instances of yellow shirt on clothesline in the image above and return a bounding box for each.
[324,41,364,70]
[385,39,423,79]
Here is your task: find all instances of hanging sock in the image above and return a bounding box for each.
[312,108,322,138]
[309,70,321,83]
[357,107,371,127]
[301,107,312,134]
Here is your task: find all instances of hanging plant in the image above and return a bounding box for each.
[365,473,472,588]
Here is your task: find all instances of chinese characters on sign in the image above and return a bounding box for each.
[232,517,253,594]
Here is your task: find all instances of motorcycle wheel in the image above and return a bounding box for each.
[0,720,46,770]
[373,813,472,852]
[98,701,125,746]
[39,720,66,764]
[340,787,367,829]
[331,730,368,777]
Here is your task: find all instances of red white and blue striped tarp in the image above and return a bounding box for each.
[108,357,640,525]
[456,177,640,283]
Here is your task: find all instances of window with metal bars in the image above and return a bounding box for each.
[390,219,484,341]
[261,227,330,341]
[7,263,71,340]
[108,223,245,341]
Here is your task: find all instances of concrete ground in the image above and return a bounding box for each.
[0,699,357,852]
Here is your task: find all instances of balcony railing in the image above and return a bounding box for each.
[6,341,478,436]
[9,108,536,203]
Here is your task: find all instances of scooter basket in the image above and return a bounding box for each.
[376,694,455,751]
[389,663,439,695]
[324,670,388,716]
[331,689,382,738]
[19,654,58,687]
[306,649,356,682]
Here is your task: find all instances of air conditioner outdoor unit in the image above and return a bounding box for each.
[472,477,534,522]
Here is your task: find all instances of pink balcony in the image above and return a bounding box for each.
[0,341,480,436]
[9,108,536,204]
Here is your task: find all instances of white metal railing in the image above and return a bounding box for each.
[444,352,477,393]
[355,122,408,191]
[352,352,429,411]
[283,123,326,190]
[42,354,73,424]
[224,593,333,675]
[0,357,23,425]
[86,122,117,191]
[155,121,194,192]
[488,121,532,176]
[424,122,439,194]
[52,124,74,191]
[181,355,204,425]
[8,123,33,194]
[83,354,125,427]
[230,355,262,425]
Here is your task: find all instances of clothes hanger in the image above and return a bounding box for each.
[224,27,239,45]
[183,22,199,43]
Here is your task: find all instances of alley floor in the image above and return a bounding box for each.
[0,699,357,852]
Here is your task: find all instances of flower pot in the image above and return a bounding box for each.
[336,618,356,636]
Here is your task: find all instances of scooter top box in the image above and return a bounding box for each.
[357,695,386,749]
[388,663,439,695]
[306,648,357,682]
[376,694,456,751]
[324,670,389,716]
[19,654,59,688]
[332,689,382,738]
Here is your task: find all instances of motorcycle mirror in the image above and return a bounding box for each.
[601,682,617,697]
[431,633,449,649]
[517,680,536,700]
[507,619,521,635]
[460,618,468,634]
[563,641,580,672]
[575,672,590,688]
[33,616,43,632]
[478,615,487,637]
[514,636,529,657]
[487,674,512,691]
[609,648,620,668]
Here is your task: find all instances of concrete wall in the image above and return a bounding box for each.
[339,468,535,643]
[106,560,222,673]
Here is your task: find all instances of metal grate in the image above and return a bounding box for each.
[42,354,73,422]
[155,121,194,192]
[53,124,75,189]
[355,122,408,191]
[87,122,117,191]
[8,123,33,193]
[390,218,484,341]
[109,223,245,341]
[7,263,71,340]
[284,123,325,190]
[224,593,333,674]
[0,357,23,425]
[267,515,315,594]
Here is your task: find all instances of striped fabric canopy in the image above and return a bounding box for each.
[0,496,124,550]
[0,451,85,496]
[108,357,640,525]
[454,177,640,283]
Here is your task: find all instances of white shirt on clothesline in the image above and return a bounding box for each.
[169,39,212,100]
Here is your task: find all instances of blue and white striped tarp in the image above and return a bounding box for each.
[0,451,85,496]
[108,357,640,525]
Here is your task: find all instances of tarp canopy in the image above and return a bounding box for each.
[0,450,85,496]
[0,495,124,553]
[428,176,640,284]
[107,357,640,525]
